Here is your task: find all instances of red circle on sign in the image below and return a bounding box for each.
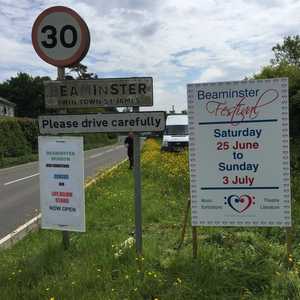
[32,6,90,67]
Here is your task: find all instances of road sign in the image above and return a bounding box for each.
[39,136,85,232]
[39,111,166,134]
[188,78,291,227]
[44,77,153,108]
[32,6,90,67]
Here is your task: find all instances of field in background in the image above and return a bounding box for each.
[0,138,300,299]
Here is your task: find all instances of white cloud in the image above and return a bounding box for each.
[197,66,225,83]
[142,82,186,113]
[0,0,299,112]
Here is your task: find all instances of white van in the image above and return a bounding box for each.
[161,114,189,151]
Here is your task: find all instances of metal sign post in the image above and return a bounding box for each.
[133,106,142,256]
[32,6,90,250]
[33,6,163,258]
[57,66,70,250]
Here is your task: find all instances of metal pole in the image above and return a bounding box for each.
[57,67,70,250]
[133,106,142,256]
[57,67,65,81]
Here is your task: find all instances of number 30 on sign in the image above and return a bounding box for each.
[32,6,90,67]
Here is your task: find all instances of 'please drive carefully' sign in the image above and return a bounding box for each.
[44,77,153,108]
[39,136,85,232]
[187,78,291,227]
[39,111,166,134]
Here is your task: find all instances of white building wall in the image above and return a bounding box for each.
[0,103,15,116]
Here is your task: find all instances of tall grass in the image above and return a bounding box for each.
[0,138,300,299]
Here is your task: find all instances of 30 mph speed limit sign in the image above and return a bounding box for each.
[32,6,90,67]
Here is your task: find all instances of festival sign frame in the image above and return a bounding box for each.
[187,78,291,227]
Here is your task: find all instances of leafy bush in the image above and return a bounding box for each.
[16,117,39,153]
[0,117,118,168]
[83,132,117,150]
[0,117,31,158]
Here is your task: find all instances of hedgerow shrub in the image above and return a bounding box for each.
[0,117,118,163]
[0,117,31,158]
[83,132,117,150]
[16,117,39,153]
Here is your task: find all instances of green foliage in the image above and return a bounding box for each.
[83,133,117,150]
[0,117,117,168]
[253,63,300,136]
[0,73,50,118]
[66,63,98,79]
[0,154,37,168]
[271,35,300,67]
[253,63,300,97]
[0,117,39,156]
[253,35,300,136]
[1,139,300,299]
[0,70,118,118]
[0,117,39,167]
[0,117,31,159]
[15,117,39,153]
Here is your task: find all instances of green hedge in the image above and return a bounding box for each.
[0,117,32,158]
[16,117,39,153]
[0,117,117,164]
[83,132,117,150]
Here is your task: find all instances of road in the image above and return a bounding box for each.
[0,143,127,239]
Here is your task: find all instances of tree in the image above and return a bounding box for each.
[253,63,300,97]
[0,73,50,118]
[65,64,117,113]
[253,36,300,136]
[67,63,98,79]
[271,35,300,67]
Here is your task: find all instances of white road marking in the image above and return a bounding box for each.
[0,158,127,249]
[2,145,123,186]
[89,145,123,159]
[4,173,40,186]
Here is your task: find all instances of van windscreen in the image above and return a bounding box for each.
[165,125,188,135]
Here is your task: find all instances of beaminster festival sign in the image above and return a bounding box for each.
[187,78,291,227]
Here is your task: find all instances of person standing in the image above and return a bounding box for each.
[124,132,134,169]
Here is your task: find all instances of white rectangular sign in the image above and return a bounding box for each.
[39,112,166,134]
[188,78,291,227]
[44,77,153,108]
[39,136,85,232]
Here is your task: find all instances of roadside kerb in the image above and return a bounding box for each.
[0,158,127,250]
[85,158,127,188]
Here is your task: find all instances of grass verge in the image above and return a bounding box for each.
[0,154,38,168]
[0,138,300,299]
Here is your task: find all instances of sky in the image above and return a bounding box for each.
[0,0,299,112]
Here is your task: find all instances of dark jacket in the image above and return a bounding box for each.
[125,136,133,155]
